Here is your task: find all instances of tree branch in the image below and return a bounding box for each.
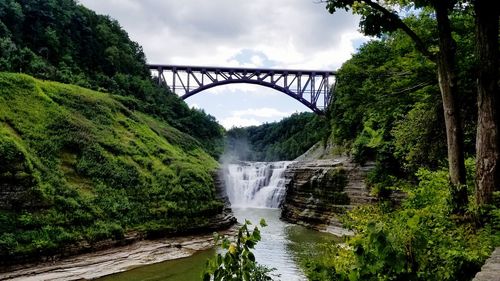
[391,81,433,95]
[362,0,436,61]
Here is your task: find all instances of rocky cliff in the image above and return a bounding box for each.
[213,170,238,228]
[280,157,376,235]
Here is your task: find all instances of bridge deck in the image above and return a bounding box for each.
[147,64,336,76]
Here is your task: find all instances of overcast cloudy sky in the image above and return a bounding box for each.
[78,0,367,128]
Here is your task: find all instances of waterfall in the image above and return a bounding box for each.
[224,161,292,208]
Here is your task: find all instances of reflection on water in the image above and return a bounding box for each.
[97,208,338,281]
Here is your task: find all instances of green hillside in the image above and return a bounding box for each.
[0,0,224,157]
[0,73,224,261]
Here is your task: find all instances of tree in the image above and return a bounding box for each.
[473,0,499,205]
[325,0,468,210]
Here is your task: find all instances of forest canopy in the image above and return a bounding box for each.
[225,112,328,162]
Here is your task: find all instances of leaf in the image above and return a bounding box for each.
[245,239,256,248]
[203,219,272,280]
[248,252,256,262]
[252,227,261,241]
[408,214,420,230]
[221,238,230,249]
[348,270,359,281]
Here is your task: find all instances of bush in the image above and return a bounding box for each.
[203,219,276,281]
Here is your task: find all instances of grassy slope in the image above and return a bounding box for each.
[0,73,223,259]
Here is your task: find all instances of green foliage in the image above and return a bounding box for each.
[308,4,495,280]
[0,73,223,260]
[329,35,440,169]
[303,168,499,281]
[0,0,147,83]
[351,122,384,164]
[392,101,447,172]
[203,219,276,281]
[0,0,224,157]
[225,112,328,161]
[327,10,477,181]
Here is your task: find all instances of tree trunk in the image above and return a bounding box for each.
[435,1,468,210]
[474,0,499,205]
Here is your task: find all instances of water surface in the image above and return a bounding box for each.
[98,208,338,281]
[97,249,215,281]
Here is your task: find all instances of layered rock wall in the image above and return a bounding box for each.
[280,157,376,235]
[213,170,238,227]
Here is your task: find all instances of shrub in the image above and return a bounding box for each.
[203,219,276,281]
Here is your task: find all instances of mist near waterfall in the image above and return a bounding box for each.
[219,135,253,164]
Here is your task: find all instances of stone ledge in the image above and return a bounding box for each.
[473,247,500,281]
[0,226,238,281]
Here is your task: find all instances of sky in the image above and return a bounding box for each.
[78,0,368,128]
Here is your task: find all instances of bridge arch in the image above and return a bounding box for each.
[148,64,336,115]
[181,79,320,114]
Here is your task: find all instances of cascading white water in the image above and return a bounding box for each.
[224,161,293,208]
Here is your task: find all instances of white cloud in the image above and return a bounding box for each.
[217,108,294,128]
[221,116,261,129]
[250,55,264,67]
[232,108,293,118]
[78,0,367,69]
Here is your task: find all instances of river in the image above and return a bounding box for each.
[97,162,339,281]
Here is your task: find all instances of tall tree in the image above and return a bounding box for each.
[433,0,466,187]
[473,0,499,205]
[325,0,468,209]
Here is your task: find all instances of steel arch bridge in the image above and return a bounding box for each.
[147,64,337,114]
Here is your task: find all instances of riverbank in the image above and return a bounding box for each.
[0,226,238,281]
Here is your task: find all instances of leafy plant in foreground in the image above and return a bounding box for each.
[203,219,276,281]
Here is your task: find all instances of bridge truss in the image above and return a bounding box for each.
[148,64,336,114]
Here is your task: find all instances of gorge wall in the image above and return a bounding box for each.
[280,157,376,235]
